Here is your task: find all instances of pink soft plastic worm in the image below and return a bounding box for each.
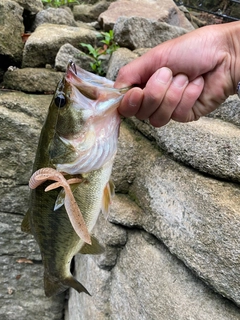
[29,167,91,245]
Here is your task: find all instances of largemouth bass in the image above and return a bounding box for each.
[21,61,129,297]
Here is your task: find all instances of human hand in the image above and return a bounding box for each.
[115,22,240,127]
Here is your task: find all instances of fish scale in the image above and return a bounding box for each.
[21,62,129,297]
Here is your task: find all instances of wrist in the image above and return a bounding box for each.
[224,21,240,93]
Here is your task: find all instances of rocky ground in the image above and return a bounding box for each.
[1,0,240,320]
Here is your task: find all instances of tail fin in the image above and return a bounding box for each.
[44,273,90,297]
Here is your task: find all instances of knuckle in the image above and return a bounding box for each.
[165,91,181,106]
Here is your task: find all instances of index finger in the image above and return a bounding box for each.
[114,49,162,89]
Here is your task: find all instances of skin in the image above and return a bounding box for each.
[114,21,240,127]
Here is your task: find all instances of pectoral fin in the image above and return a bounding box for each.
[80,236,105,255]
[53,181,82,211]
[101,180,115,216]
[54,188,65,211]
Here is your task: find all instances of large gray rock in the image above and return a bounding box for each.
[106,47,138,80]
[111,123,240,306]
[22,23,98,68]
[66,196,240,320]
[3,68,64,93]
[55,43,95,72]
[99,0,194,31]
[208,94,240,127]
[32,7,77,31]
[73,1,111,22]
[13,0,43,13]
[114,17,187,50]
[0,91,51,190]
[0,0,24,66]
[127,116,240,182]
[107,47,151,80]
[55,43,111,75]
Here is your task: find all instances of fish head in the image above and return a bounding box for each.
[49,61,128,174]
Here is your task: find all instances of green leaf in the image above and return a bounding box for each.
[41,0,79,6]
[80,30,118,75]
[90,62,97,71]
[80,43,97,57]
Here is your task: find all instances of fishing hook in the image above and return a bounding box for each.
[68,60,77,75]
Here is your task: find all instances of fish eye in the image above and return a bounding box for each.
[55,92,66,108]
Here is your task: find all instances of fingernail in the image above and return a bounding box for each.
[156,67,172,84]
[128,91,137,107]
[192,76,203,86]
[172,74,188,88]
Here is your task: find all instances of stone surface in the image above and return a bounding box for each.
[3,68,64,93]
[13,0,43,13]
[0,213,64,320]
[127,116,240,182]
[66,196,240,320]
[0,91,66,319]
[0,0,24,67]
[114,17,187,50]
[32,7,77,31]
[106,47,138,80]
[22,23,98,68]
[99,0,194,31]
[55,43,95,72]
[112,122,240,306]
[112,122,149,194]
[208,94,240,127]
[73,1,111,22]
[107,46,150,81]
[0,91,51,189]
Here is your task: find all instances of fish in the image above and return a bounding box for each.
[21,61,129,297]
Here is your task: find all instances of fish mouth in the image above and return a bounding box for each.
[65,60,132,101]
[64,60,130,118]
[66,61,99,100]
[66,60,114,88]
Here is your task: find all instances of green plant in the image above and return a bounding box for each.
[41,0,79,7]
[80,30,119,75]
